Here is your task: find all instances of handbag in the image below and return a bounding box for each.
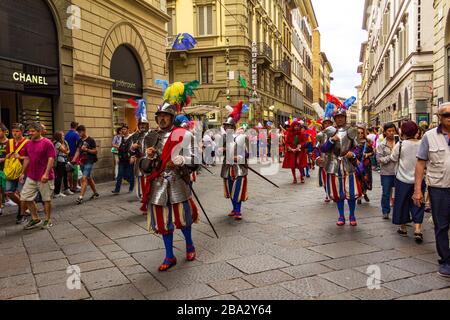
[355,142,367,176]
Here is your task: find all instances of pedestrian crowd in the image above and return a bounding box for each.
[0,121,99,230]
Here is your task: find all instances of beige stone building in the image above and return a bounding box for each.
[433,0,450,122]
[166,0,298,128]
[291,0,317,120]
[312,29,332,109]
[0,0,170,180]
[359,0,434,127]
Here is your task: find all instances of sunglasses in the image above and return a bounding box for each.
[439,113,450,118]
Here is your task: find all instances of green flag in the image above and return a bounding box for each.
[238,72,247,89]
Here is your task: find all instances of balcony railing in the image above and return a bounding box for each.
[274,59,291,78]
[257,42,273,65]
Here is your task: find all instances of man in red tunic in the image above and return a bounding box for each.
[282,120,308,184]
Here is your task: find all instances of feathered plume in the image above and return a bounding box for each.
[324,102,335,119]
[127,98,138,108]
[312,103,325,118]
[342,96,356,110]
[164,82,185,105]
[155,79,169,96]
[135,99,148,123]
[229,101,244,123]
[325,93,342,107]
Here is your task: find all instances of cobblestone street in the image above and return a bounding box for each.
[0,164,449,300]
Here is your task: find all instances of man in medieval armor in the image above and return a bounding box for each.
[320,94,362,226]
[140,82,201,272]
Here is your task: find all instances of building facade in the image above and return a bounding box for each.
[166,0,298,129]
[0,0,170,180]
[433,0,450,121]
[359,0,434,127]
[312,29,332,109]
[291,0,317,120]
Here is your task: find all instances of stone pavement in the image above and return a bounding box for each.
[0,164,449,300]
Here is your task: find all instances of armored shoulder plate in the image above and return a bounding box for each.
[144,130,160,149]
[347,127,358,140]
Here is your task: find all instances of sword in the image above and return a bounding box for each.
[188,183,219,239]
[200,164,214,175]
[245,165,280,189]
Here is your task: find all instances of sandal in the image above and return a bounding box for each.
[397,228,408,237]
[158,257,177,272]
[414,232,423,244]
[186,245,196,262]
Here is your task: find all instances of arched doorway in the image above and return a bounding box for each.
[0,0,59,135]
[110,45,143,132]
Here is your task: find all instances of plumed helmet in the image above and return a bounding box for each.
[333,108,347,118]
[156,101,177,118]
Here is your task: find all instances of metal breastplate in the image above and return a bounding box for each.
[324,126,357,174]
[220,133,248,178]
[149,129,192,206]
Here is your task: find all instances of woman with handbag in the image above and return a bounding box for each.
[53,131,72,198]
[390,121,425,243]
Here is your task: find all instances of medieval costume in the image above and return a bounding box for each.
[320,94,362,226]
[129,99,152,200]
[282,120,308,184]
[222,101,249,221]
[140,81,201,272]
[314,116,334,203]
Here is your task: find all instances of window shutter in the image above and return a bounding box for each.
[199,7,205,35]
[206,5,212,35]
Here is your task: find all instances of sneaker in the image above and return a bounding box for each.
[24,219,42,230]
[54,193,66,199]
[437,263,450,278]
[76,186,82,192]
[383,214,390,220]
[5,199,17,207]
[63,189,74,196]
[90,193,100,200]
[16,216,28,225]
[111,190,120,195]
[364,194,370,202]
[41,220,53,229]
[76,197,83,205]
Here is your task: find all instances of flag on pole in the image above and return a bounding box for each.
[238,72,247,89]
[172,33,197,50]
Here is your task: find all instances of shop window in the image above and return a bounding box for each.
[200,57,213,84]
[20,95,53,136]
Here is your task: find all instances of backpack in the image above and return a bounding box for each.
[4,139,28,180]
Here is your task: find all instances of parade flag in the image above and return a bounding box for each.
[238,72,247,89]
[172,33,197,50]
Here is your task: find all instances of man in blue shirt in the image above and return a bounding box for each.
[65,121,80,192]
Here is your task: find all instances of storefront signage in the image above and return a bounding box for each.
[114,79,137,90]
[12,72,48,85]
[251,41,258,100]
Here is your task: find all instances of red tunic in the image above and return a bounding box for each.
[282,129,307,169]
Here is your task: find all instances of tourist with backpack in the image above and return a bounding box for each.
[4,123,29,224]
[72,125,99,205]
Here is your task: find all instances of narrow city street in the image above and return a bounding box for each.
[0,164,449,300]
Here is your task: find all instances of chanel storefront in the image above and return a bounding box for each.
[0,0,60,135]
